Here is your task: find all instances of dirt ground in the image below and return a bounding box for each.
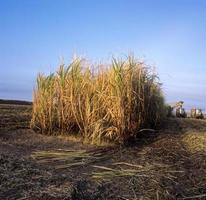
[0,104,206,200]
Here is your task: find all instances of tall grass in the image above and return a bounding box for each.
[31,56,166,144]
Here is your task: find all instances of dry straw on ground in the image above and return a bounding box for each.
[182,131,206,153]
[31,56,166,144]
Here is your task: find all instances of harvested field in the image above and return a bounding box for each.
[0,104,206,200]
[0,104,31,131]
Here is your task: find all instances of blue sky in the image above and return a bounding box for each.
[0,0,206,109]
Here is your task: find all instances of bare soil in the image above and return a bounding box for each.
[0,104,206,200]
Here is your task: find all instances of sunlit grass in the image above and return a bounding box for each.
[182,132,206,153]
[31,55,166,144]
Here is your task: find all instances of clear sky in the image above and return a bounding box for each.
[0,0,206,109]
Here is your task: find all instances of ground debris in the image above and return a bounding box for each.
[0,104,206,199]
[0,154,72,200]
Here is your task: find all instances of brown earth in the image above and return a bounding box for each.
[0,104,206,200]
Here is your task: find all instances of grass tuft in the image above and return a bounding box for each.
[31,55,166,144]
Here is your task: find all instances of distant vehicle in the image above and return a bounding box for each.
[191,108,204,119]
[167,101,187,118]
[176,107,187,118]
